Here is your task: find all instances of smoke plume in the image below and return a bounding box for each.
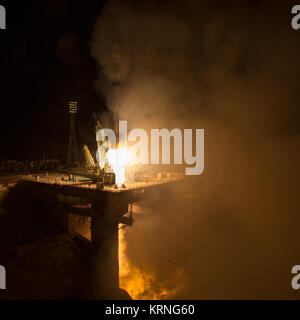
[91,0,300,299]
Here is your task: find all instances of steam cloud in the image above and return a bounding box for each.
[91,0,300,298]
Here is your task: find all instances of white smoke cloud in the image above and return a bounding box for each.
[90,0,300,299]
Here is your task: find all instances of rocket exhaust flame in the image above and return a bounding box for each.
[107,146,128,186]
[118,223,189,300]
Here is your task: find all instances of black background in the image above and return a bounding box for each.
[0,0,107,161]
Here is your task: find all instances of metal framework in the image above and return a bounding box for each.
[67,101,79,167]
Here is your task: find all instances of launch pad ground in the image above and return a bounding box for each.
[21,171,183,189]
[0,172,183,299]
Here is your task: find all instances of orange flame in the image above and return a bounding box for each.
[118,226,188,300]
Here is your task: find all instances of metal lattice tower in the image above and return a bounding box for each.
[67,101,79,167]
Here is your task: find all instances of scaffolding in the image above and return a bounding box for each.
[67,101,79,167]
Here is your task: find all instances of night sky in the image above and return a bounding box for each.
[0,0,107,161]
[0,0,299,161]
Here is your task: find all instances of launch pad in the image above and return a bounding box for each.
[0,172,182,299]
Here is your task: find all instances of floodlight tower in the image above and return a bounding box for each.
[67,101,79,167]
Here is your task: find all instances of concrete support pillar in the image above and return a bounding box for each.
[90,215,119,298]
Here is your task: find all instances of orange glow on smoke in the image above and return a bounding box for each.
[118,225,188,300]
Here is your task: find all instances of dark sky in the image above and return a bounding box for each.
[0,0,107,161]
[0,0,299,162]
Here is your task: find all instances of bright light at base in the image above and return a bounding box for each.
[107,147,128,185]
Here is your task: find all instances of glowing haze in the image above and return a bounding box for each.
[91,0,300,299]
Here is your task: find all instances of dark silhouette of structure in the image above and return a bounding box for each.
[67,101,79,167]
[0,177,180,299]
